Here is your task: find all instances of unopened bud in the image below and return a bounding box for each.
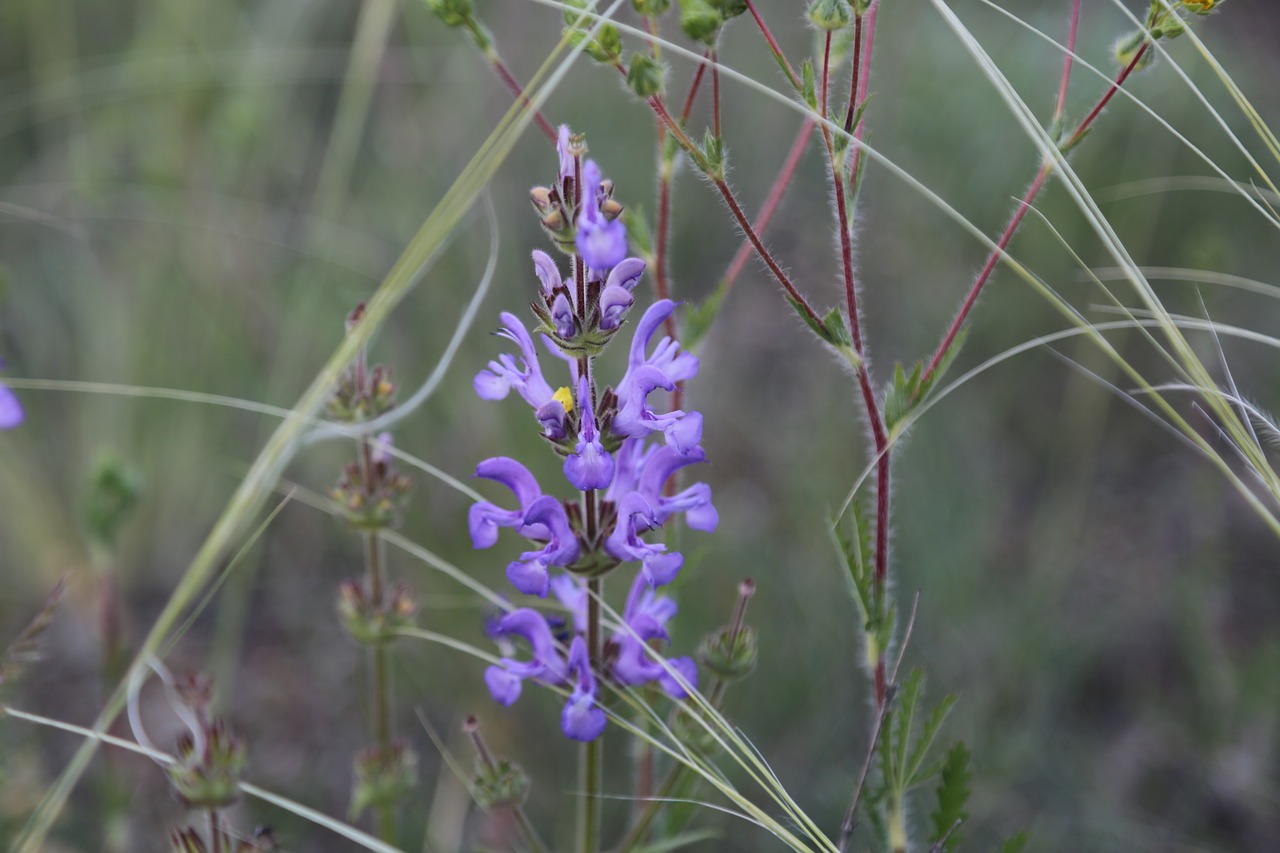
[1113,30,1155,71]
[337,580,418,646]
[680,0,723,44]
[708,0,747,19]
[1152,14,1186,39]
[807,0,851,31]
[627,54,665,98]
[530,185,554,213]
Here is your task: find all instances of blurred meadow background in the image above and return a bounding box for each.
[2,0,1280,850]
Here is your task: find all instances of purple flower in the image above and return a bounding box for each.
[612,301,703,454]
[564,376,614,491]
[637,446,718,532]
[535,399,568,441]
[551,293,576,339]
[575,160,627,273]
[606,438,656,502]
[0,360,21,430]
[550,573,587,635]
[475,313,556,409]
[611,573,698,699]
[557,125,575,183]
[561,636,606,741]
[532,250,563,299]
[598,258,645,331]
[485,608,569,705]
[507,495,580,597]
[469,457,545,549]
[606,493,683,587]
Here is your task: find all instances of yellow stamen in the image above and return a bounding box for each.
[553,386,574,413]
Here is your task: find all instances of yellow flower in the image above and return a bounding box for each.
[1182,0,1217,13]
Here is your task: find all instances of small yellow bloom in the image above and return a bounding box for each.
[553,386,574,413]
[1182,0,1216,12]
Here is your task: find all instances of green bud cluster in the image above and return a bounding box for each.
[337,580,418,646]
[167,718,248,809]
[627,53,665,98]
[679,0,723,44]
[473,757,530,808]
[698,622,757,681]
[350,740,419,818]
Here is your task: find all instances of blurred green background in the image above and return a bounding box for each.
[2,0,1279,850]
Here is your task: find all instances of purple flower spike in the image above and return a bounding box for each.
[485,608,570,705]
[470,457,545,549]
[612,301,703,454]
[0,385,22,430]
[576,160,627,273]
[606,438,656,502]
[561,637,607,741]
[638,446,719,532]
[508,495,580,597]
[611,574,699,698]
[606,493,684,587]
[564,377,614,491]
[557,125,575,182]
[625,300,699,384]
[532,250,563,298]
[475,313,556,409]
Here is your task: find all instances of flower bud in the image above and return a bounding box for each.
[1112,30,1155,71]
[563,0,623,63]
[474,757,530,808]
[351,740,418,818]
[1181,0,1217,14]
[670,705,719,752]
[424,0,474,27]
[679,0,723,45]
[807,0,851,31]
[82,451,140,548]
[627,54,665,98]
[697,622,757,681]
[1152,14,1186,39]
[530,185,554,213]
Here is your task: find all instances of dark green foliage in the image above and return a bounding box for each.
[929,742,972,851]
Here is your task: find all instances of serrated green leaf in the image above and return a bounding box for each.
[996,831,1028,853]
[785,293,830,344]
[907,694,957,784]
[801,59,817,109]
[929,742,972,852]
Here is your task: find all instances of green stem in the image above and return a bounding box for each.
[579,576,604,853]
[360,430,395,841]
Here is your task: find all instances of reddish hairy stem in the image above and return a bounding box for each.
[681,53,710,125]
[486,52,557,142]
[921,40,1150,386]
[842,15,864,134]
[744,0,799,88]
[846,2,879,186]
[821,33,832,118]
[1054,0,1083,121]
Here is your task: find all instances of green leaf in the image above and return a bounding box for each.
[907,693,957,784]
[822,306,853,347]
[702,129,725,178]
[801,59,817,109]
[889,668,925,788]
[929,742,972,852]
[785,293,829,343]
[996,831,1029,853]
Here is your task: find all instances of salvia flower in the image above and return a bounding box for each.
[471,127,716,741]
[575,160,628,273]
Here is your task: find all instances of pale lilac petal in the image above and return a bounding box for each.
[604,257,646,292]
[507,559,550,597]
[532,250,563,297]
[598,284,634,331]
[0,386,23,430]
[658,657,698,699]
[485,666,523,706]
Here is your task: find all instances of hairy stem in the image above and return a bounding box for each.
[579,576,604,853]
[744,0,798,87]
[483,46,557,142]
[921,40,1149,385]
[359,430,394,841]
[467,719,550,853]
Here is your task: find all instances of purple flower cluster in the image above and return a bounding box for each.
[469,128,715,740]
